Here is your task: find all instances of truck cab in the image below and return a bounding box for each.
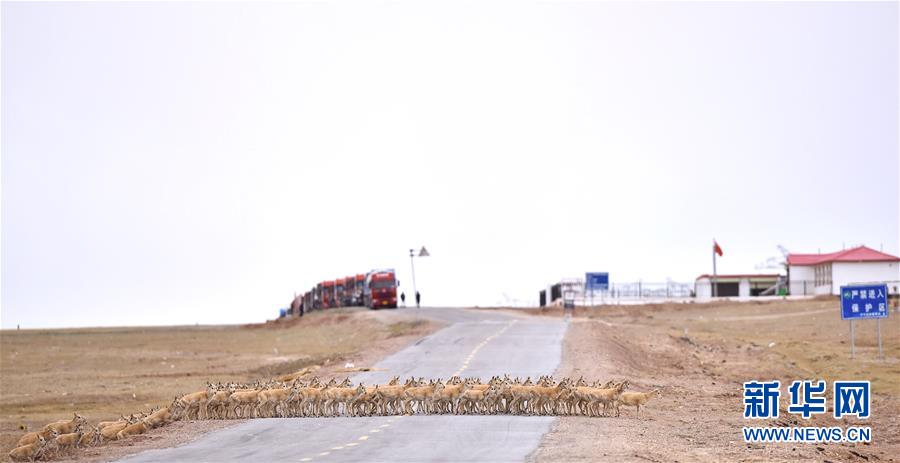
[364,269,398,309]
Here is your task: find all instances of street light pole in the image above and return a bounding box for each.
[409,248,418,308]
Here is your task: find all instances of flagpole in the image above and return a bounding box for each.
[712,240,718,298]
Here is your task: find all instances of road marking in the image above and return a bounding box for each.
[370,429,380,433]
[358,435,369,441]
[346,442,359,447]
[300,458,312,462]
[332,446,345,450]
[451,320,516,377]
[379,424,390,428]
[317,451,330,456]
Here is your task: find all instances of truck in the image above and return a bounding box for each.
[334,278,346,308]
[315,282,322,309]
[342,276,355,306]
[303,289,314,313]
[352,274,365,306]
[322,280,336,309]
[364,269,398,309]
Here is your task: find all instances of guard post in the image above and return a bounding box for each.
[840,283,889,360]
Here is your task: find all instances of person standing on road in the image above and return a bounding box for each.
[400,292,406,307]
[415,291,421,308]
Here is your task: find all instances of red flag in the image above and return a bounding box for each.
[713,240,723,257]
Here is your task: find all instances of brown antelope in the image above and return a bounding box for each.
[433,380,470,414]
[44,413,87,435]
[78,425,102,447]
[97,415,130,430]
[177,387,211,420]
[206,384,234,419]
[323,384,366,417]
[229,388,261,419]
[8,435,47,462]
[257,385,293,418]
[373,378,414,415]
[403,380,444,415]
[100,415,139,441]
[16,428,58,448]
[615,389,661,416]
[54,423,84,452]
[117,418,150,440]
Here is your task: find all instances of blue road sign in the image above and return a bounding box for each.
[840,284,889,320]
[585,272,609,291]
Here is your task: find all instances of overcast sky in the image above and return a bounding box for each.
[2,1,898,328]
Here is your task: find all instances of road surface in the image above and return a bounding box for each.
[120,307,568,462]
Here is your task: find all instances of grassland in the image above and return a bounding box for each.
[0,308,437,458]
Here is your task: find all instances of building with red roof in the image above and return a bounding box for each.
[787,246,900,295]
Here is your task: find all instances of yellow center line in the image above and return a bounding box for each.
[452,320,516,377]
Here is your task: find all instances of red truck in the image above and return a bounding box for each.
[352,274,365,306]
[364,269,398,309]
[313,283,322,310]
[335,278,347,308]
[322,280,336,308]
[342,276,355,306]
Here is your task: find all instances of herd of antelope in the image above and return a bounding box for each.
[9,374,660,461]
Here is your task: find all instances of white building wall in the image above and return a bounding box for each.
[831,262,900,294]
[695,278,712,299]
[789,265,815,295]
[739,278,750,299]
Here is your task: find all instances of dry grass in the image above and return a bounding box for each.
[0,307,436,458]
[526,298,900,462]
[522,298,899,394]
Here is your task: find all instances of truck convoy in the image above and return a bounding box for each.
[295,269,398,313]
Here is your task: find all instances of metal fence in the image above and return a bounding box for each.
[547,279,900,307]
[788,280,900,296]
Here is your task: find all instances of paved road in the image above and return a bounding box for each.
[121,307,568,462]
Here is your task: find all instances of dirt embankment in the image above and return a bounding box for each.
[1,307,440,462]
[530,299,899,463]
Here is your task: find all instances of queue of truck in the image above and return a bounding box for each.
[290,269,399,315]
